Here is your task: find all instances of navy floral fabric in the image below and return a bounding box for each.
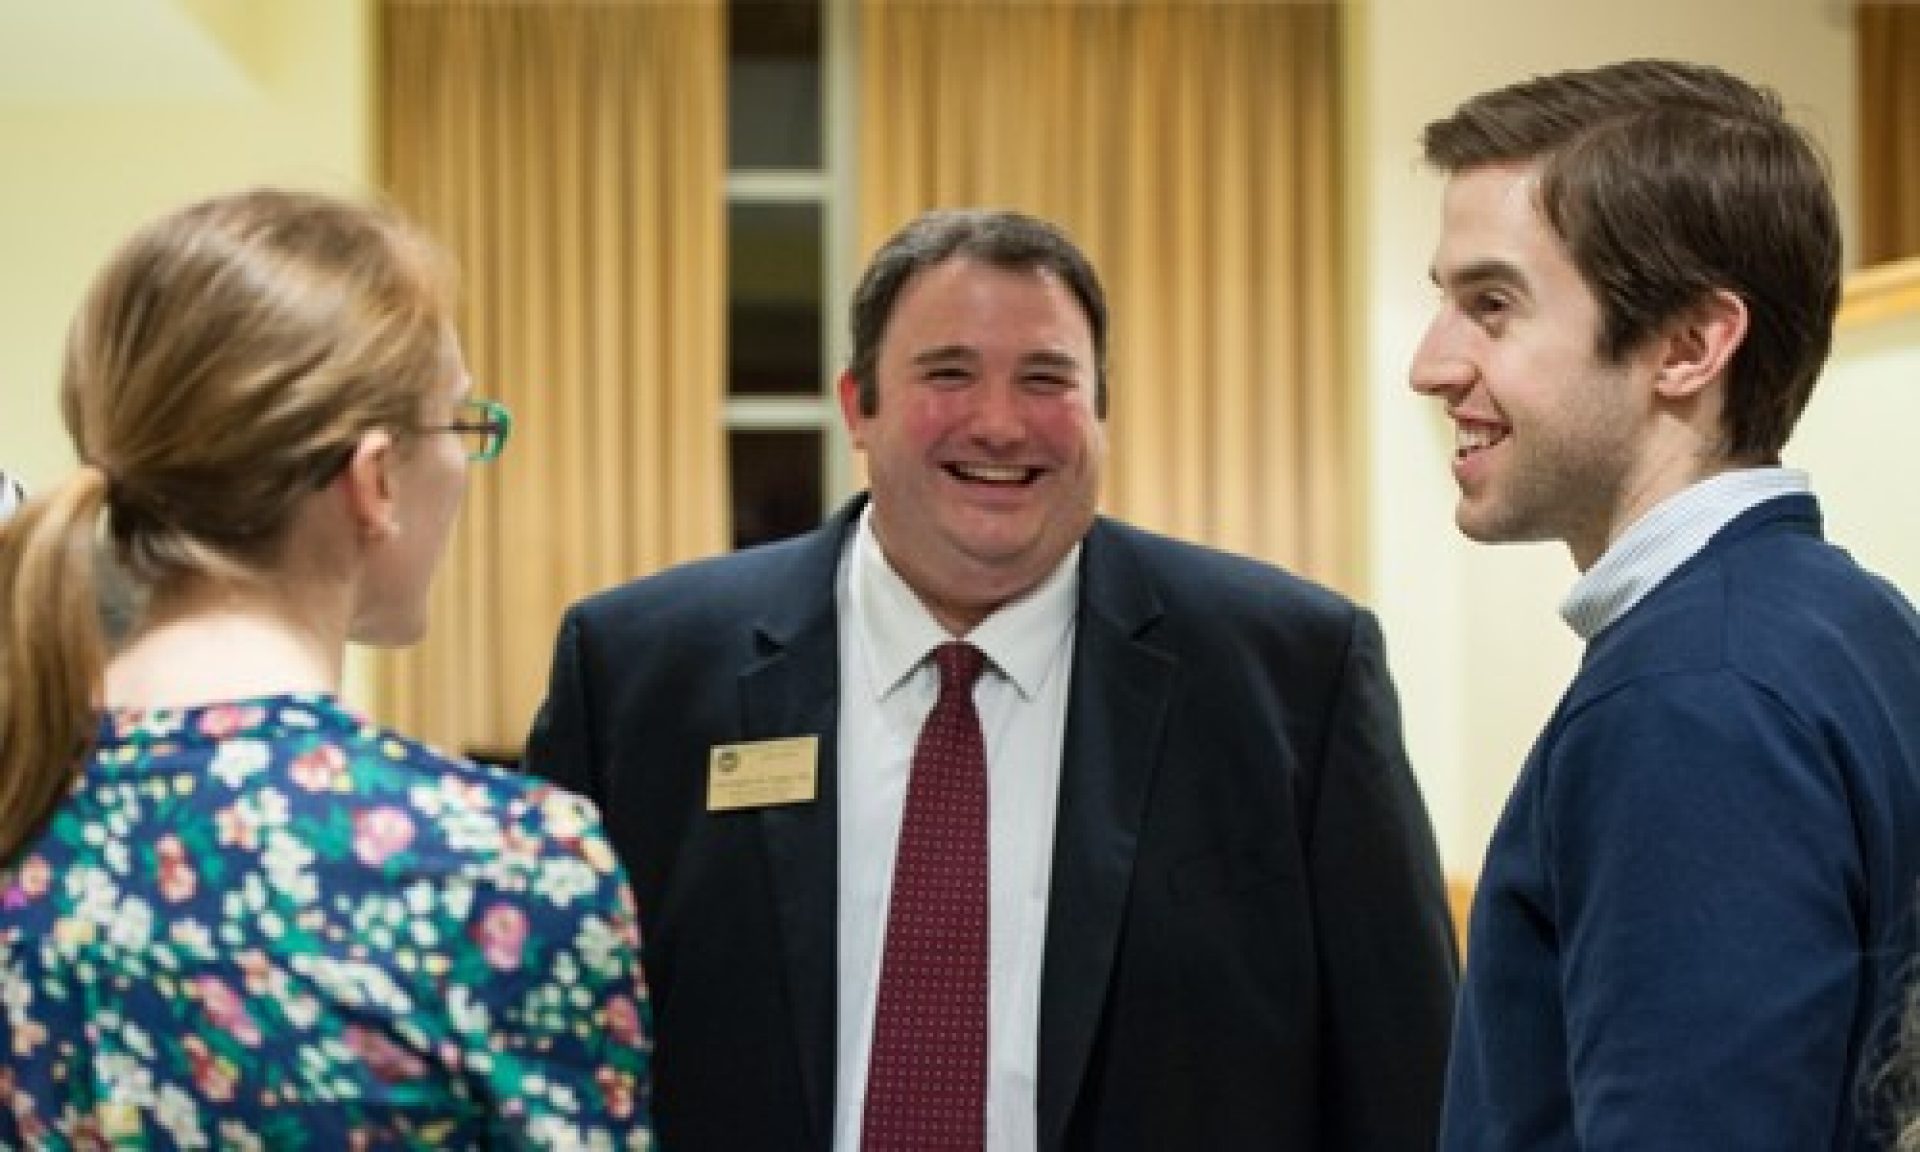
[0,694,652,1149]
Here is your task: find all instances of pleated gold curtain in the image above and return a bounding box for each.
[859,0,1351,588]
[1860,2,1920,265]
[377,0,726,754]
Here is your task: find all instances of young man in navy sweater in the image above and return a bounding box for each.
[1413,59,1920,1150]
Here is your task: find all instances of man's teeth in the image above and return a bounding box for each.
[1455,426,1504,455]
[953,463,1031,483]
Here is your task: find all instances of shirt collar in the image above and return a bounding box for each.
[849,504,1081,701]
[1560,467,1810,641]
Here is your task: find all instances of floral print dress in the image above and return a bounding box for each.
[0,694,653,1149]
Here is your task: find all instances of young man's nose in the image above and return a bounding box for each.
[1410,321,1477,399]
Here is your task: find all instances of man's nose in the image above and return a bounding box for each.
[969,380,1028,442]
[1410,319,1476,399]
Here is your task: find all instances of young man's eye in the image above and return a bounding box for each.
[1466,292,1512,330]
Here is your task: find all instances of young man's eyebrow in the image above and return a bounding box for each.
[1432,258,1528,293]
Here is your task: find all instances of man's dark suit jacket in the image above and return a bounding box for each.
[525,496,1459,1150]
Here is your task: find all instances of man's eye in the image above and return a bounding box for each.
[1465,292,1513,331]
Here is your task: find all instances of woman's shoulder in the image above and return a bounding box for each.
[96,693,623,893]
[286,696,624,889]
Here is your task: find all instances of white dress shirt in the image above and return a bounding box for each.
[832,506,1080,1152]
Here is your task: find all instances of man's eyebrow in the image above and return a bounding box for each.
[1021,350,1082,370]
[909,345,979,365]
[1431,258,1529,293]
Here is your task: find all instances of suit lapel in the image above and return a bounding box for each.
[1038,521,1176,1148]
[739,496,866,1144]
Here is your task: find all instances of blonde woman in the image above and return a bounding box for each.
[0,189,652,1148]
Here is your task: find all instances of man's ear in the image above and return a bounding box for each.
[338,430,399,543]
[1655,288,1748,400]
[837,369,869,448]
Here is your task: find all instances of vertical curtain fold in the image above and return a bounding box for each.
[376,0,726,755]
[858,0,1351,589]
[1859,2,1920,266]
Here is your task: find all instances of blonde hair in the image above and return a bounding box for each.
[0,187,454,863]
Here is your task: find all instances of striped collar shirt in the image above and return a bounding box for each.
[1560,467,1811,642]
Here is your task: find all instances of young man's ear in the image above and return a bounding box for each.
[338,430,399,544]
[1654,288,1748,400]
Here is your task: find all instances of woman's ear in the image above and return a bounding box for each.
[338,429,399,544]
[1655,288,1749,401]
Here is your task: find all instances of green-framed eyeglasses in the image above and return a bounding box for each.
[426,397,513,462]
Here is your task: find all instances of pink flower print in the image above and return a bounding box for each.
[236,949,272,995]
[290,744,347,793]
[155,835,197,903]
[606,994,644,1048]
[19,854,50,897]
[352,807,415,868]
[197,704,265,739]
[597,1066,637,1120]
[616,886,643,951]
[472,903,530,971]
[194,976,262,1046]
[184,1035,238,1102]
[343,1024,428,1083]
[3,854,50,909]
[214,803,258,850]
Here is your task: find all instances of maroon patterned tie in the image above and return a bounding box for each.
[863,641,990,1150]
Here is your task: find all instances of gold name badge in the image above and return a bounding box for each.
[706,736,819,812]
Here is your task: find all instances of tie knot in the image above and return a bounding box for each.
[932,641,986,693]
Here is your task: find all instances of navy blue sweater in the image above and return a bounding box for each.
[1443,495,1920,1150]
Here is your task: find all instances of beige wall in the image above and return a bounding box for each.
[0,0,372,493]
[1794,307,1920,609]
[1346,0,1866,874]
[0,0,375,698]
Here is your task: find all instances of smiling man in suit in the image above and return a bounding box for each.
[525,208,1457,1151]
